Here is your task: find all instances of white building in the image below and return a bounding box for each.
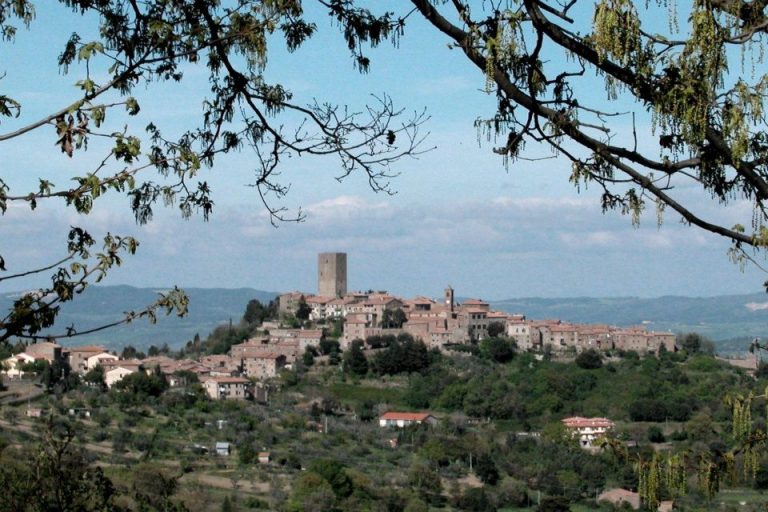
[562,416,615,448]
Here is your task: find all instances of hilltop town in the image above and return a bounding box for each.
[285,252,676,355]
[2,252,678,398]
[2,253,676,397]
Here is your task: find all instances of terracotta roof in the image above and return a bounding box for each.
[462,299,488,305]
[363,297,400,306]
[243,352,284,360]
[380,412,434,421]
[204,376,251,384]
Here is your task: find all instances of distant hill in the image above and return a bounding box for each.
[4,287,767,353]
[490,293,768,351]
[0,285,278,351]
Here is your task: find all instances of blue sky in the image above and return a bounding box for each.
[1,2,765,300]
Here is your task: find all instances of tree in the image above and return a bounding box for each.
[679,332,716,355]
[343,339,369,376]
[302,348,316,367]
[487,322,506,338]
[82,365,107,390]
[295,296,311,322]
[380,308,407,329]
[575,349,603,370]
[474,453,500,485]
[480,336,516,363]
[536,496,571,512]
[0,1,425,343]
[243,298,277,326]
[120,345,145,360]
[307,459,354,499]
[0,420,121,511]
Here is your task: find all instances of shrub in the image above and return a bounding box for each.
[647,426,666,443]
[575,349,603,369]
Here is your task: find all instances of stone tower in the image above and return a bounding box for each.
[318,252,347,298]
[444,286,454,311]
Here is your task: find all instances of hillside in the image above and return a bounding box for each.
[0,285,278,350]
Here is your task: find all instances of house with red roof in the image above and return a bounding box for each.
[378,411,438,428]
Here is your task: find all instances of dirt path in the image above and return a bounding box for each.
[179,472,271,493]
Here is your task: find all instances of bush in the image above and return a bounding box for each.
[370,335,431,375]
[480,337,516,363]
[647,426,666,443]
[575,349,603,369]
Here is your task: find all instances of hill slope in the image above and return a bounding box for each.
[0,285,278,350]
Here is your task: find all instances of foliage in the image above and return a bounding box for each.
[307,458,354,499]
[120,345,146,360]
[343,340,369,376]
[111,367,168,400]
[380,308,407,329]
[18,359,49,375]
[629,398,692,422]
[370,334,433,375]
[487,322,506,338]
[679,332,716,355]
[366,334,396,349]
[575,349,603,370]
[0,420,121,511]
[453,487,494,512]
[295,297,311,322]
[319,338,341,356]
[474,452,500,485]
[82,365,107,391]
[302,348,315,367]
[407,461,443,504]
[243,298,278,326]
[647,425,666,443]
[0,0,425,342]
[42,359,80,393]
[479,336,516,363]
[536,496,571,512]
[324,0,768,283]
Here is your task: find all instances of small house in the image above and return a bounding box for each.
[215,442,231,456]
[379,412,438,428]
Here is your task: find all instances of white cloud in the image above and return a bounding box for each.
[2,191,765,298]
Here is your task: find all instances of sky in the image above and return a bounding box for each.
[1,2,766,301]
